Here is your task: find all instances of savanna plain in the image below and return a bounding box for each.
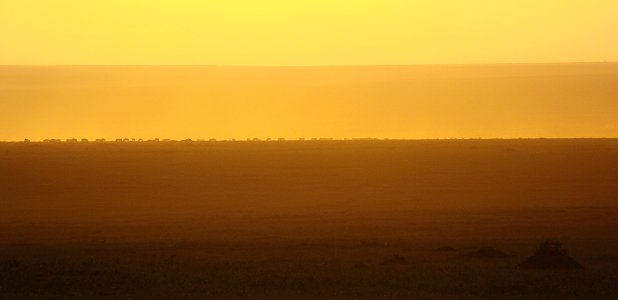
[2,139,618,299]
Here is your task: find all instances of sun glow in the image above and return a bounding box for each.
[1,1,617,140]
[1,0,617,65]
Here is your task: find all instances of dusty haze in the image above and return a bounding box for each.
[1,63,618,141]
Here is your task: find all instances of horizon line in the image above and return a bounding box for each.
[4,137,618,143]
[1,61,617,68]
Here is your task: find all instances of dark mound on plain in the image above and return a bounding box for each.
[435,246,457,252]
[519,240,582,269]
[465,247,511,259]
[381,255,408,265]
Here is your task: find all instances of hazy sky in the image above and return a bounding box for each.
[1,64,617,140]
[1,1,617,140]
[1,0,617,65]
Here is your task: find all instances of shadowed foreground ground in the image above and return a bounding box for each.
[1,139,618,298]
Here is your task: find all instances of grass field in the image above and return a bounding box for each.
[1,139,618,298]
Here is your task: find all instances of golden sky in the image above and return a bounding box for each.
[1,0,617,65]
[1,64,618,140]
[1,1,618,140]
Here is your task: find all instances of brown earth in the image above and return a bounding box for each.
[1,139,618,298]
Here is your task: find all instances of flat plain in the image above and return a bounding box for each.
[1,139,618,298]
